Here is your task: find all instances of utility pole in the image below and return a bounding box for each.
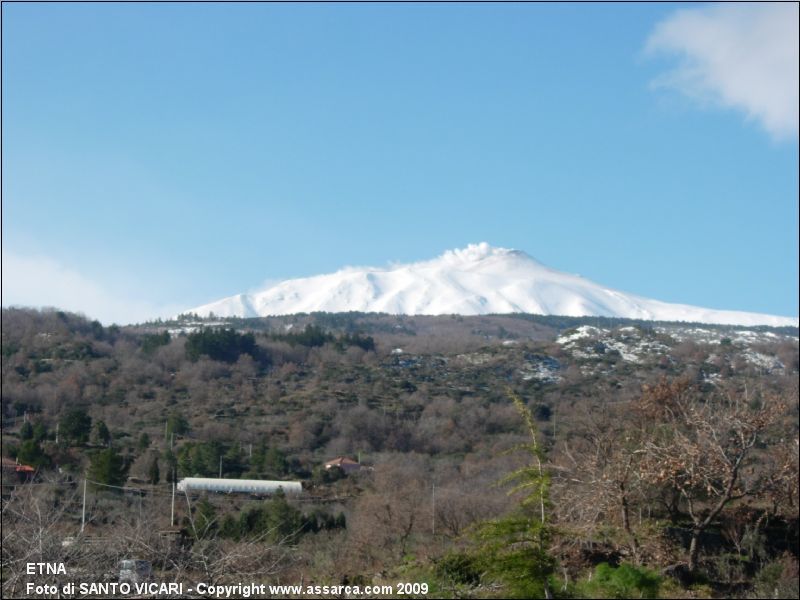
[81,479,87,533]
[432,482,436,536]
[184,490,197,539]
[171,482,176,527]
[219,456,223,478]
[553,404,557,438]
[55,422,59,444]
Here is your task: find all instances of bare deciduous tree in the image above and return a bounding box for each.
[635,379,787,573]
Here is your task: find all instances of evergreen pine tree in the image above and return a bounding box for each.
[148,456,160,485]
[60,409,92,445]
[93,420,111,446]
[19,421,33,440]
[473,392,555,598]
[88,447,126,488]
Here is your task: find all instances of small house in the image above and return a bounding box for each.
[1,457,35,483]
[324,456,362,475]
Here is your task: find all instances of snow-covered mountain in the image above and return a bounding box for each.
[184,243,798,327]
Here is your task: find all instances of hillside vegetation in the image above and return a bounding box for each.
[1,308,798,598]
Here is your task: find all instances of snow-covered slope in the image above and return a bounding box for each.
[185,243,798,327]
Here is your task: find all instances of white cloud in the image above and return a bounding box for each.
[646,3,799,140]
[1,253,182,325]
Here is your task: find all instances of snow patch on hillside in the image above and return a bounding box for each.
[557,326,670,364]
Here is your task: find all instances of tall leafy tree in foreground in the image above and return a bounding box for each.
[474,392,555,598]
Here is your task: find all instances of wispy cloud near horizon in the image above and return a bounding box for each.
[1,253,183,325]
[646,3,799,141]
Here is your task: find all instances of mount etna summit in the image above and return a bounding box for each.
[186,243,797,327]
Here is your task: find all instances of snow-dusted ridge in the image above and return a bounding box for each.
[184,243,798,327]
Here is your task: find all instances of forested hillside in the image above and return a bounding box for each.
[2,308,798,598]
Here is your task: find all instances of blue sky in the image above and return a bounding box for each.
[2,2,798,324]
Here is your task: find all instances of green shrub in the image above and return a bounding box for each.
[753,554,799,599]
[435,551,482,586]
[577,562,661,599]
